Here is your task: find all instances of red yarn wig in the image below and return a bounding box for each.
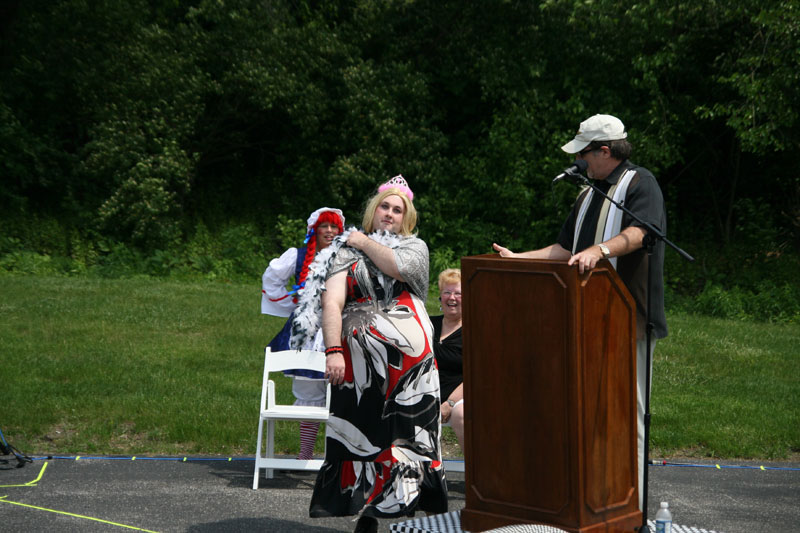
[294,210,344,303]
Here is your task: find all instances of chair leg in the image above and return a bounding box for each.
[266,420,275,479]
[253,417,265,490]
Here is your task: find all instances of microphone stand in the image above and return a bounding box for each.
[559,172,694,532]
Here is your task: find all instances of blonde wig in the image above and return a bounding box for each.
[361,188,417,236]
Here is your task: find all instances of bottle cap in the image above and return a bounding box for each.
[660,502,669,507]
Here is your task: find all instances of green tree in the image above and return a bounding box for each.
[1,0,797,286]
[80,22,207,250]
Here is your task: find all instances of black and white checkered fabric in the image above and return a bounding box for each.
[389,511,464,533]
[389,511,724,533]
[388,511,567,533]
[486,525,569,533]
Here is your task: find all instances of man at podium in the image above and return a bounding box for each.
[493,113,667,511]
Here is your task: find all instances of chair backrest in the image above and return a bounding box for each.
[263,347,327,374]
[260,347,330,412]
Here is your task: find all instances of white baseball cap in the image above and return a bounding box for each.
[561,114,627,153]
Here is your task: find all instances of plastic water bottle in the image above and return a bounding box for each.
[655,501,672,533]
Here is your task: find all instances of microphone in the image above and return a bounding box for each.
[552,159,588,183]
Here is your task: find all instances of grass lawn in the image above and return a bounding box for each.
[1,276,797,460]
[651,313,799,459]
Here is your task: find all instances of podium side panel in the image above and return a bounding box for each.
[580,268,639,516]
[462,265,574,519]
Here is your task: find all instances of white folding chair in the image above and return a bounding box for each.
[252,347,331,489]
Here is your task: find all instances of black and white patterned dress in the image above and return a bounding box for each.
[303,231,448,519]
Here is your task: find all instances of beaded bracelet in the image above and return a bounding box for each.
[325,346,344,355]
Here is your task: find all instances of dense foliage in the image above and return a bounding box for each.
[1,0,798,321]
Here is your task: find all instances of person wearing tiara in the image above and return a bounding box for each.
[260,207,345,462]
[290,176,447,533]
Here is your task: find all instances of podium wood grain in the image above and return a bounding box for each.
[459,255,642,533]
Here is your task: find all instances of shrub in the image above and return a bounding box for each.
[275,215,306,251]
[1,213,797,324]
[693,283,748,320]
[690,281,799,324]
[430,246,458,283]
[90,241,148,279]
[219,223,269,281]
[747,281,800,323]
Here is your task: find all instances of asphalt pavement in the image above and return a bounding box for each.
[0,456,797,532]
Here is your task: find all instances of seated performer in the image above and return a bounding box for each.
[431,268,464,451]
[261,207,344,460]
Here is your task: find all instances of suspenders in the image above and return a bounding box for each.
[572,169,636,268]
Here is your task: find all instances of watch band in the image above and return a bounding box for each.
[598,243,611,259]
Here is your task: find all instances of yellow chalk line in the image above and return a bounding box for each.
[0,461,159,532]
[0,461,48,487]
[0,495,159,532]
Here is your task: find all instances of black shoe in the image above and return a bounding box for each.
[353,515,378,533]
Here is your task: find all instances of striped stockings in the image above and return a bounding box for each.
[298,421,320,460]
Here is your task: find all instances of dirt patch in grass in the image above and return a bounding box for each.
[441,427,463,459]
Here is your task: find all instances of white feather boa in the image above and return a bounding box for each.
[289,228,407,350]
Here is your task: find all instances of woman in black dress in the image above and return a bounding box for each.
[431,268,464,450]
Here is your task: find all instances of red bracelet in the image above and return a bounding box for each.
[325,346,344,355]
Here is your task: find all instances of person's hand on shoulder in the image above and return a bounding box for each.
[347,230,369,250]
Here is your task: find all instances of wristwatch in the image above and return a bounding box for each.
[598,243,611,259]
[447,399,456,407]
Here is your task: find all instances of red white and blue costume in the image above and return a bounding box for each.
[260,207,345,459]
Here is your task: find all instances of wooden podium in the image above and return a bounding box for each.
[459,255,641,533]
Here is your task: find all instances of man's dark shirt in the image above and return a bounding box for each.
[556,160,668,339]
